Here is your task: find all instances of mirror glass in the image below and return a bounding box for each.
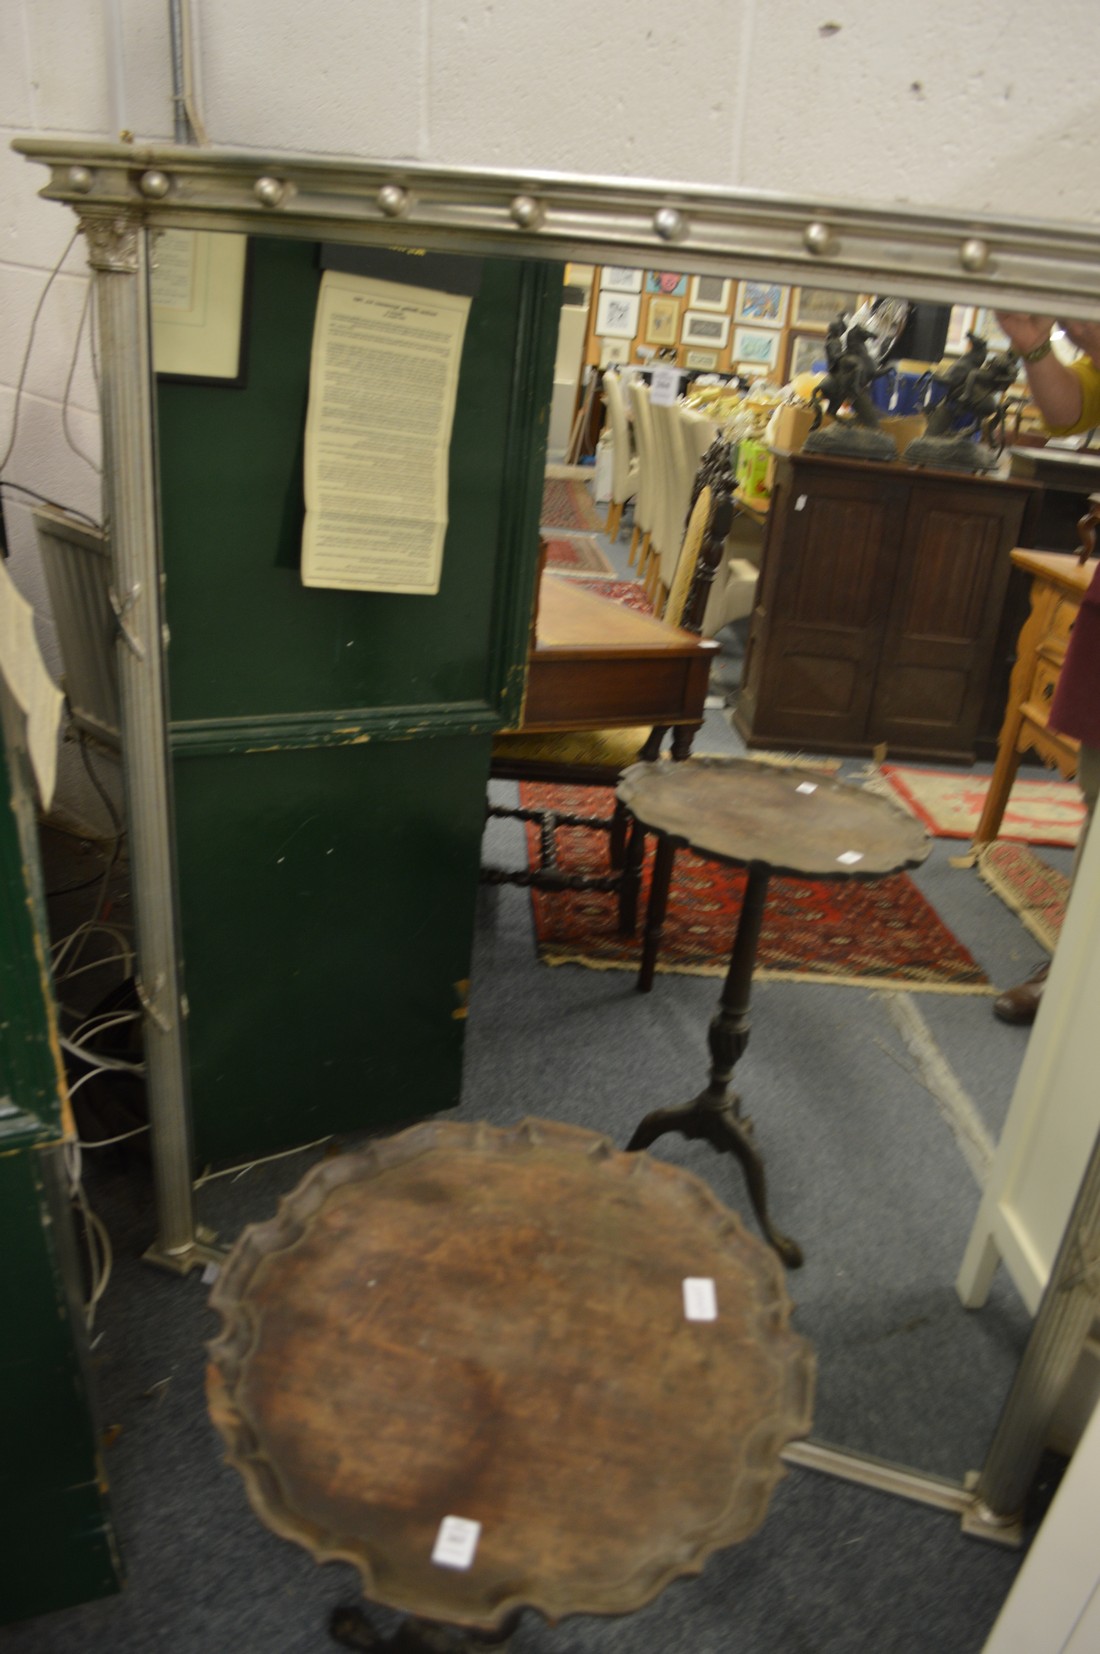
[165,228,1098,1488]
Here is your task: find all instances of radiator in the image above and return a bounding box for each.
[32,505,120,748]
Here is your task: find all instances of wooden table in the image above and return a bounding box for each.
[619,758,929,1268]
[517,569,718,735]
[208,1117,814,1651]
[973,548,1098,847]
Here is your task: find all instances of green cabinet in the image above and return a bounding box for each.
[0,735,120,1623]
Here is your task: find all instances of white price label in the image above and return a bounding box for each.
[837,850,864,865]
[201,1262,220,1285]
[795,494,808,511]
[683,1277,718,1321]
[796,781,817,795]
[432,1515,481,1570]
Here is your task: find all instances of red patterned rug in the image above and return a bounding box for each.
[522,783,989,992]
[875,763,1084,848]
[541,478,604,533]
[556,575,656,614]
[543,536,614,573]
[976,841,1069,954]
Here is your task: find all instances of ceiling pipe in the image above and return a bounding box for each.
[168,0,207,146]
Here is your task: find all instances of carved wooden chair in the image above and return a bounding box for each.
[483,447,735,917]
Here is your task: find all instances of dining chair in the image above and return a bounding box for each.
[601,369,639,542]
[483,472,735,911]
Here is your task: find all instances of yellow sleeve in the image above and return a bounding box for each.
[1044,356,1100,437]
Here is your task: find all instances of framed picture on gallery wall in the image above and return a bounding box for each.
[944,304,977,353]
[647,271,687,296]
[598,337,631,368]
[791,286,861,329]
[645,296,680,347]
[732,326,779,370]
[734,281,789,328]
[682,348,719,371]
[687,275,732,313]
[600,266,643,293]
[786,332,828,380]
[681,310,731,349]
[595,290,641,338]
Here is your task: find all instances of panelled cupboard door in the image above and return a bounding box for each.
[746,457,908,749]
[869,479,1033,756]
[158,236,561,1165]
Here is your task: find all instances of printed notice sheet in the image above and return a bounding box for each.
[301,271,471,594]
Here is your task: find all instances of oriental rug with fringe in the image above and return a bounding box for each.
[522,782,990,993]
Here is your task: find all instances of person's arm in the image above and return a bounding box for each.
[995,312,1084,429]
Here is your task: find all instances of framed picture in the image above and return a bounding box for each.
[151,229,250,383]
[792,286,861,329]
[646,271,687,296]
[732,326,780,369]
[645,296,680,346]
[600,265,643,294]
[734,281,789,328]
[595,290,641,339]
[786,332,828,379]
[681,310,731,349]
[945,304,977,354]
[598,337,630,367]
[687,275,732,313]
[682,348,719,371]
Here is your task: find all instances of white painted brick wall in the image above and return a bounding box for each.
[1,0,1097,817]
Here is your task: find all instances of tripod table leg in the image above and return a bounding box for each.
[626,862,803,1266]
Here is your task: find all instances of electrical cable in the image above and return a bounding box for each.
[61,280,102,478]
[59,1033,144,1074]
[193,1135,335,1189]
[60,735,125,978]
[0,228,80,476]
[52,919,133,982]
[0,479,102,528]
[78,1124,150,1150]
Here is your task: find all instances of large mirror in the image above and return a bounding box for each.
[18,139,1099,1527]
[139,225,1091,1495]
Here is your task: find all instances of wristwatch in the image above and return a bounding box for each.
[1023,337,1054,363]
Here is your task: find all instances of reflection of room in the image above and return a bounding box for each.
[5,137,1100,1654]
[539,256,1100,1475]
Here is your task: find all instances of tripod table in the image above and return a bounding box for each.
[618,757,930,1268]
[207,1117,814,1652]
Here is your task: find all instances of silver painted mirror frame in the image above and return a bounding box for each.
[14,137,1100,1540]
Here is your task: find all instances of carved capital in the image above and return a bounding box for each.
[80,214,141,273]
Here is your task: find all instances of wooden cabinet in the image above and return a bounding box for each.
[973,549,1098,846]
[734,451,1041,761]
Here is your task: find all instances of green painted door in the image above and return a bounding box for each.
[158,236,560,1165]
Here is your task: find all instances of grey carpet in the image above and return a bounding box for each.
[7,549,1065,1651]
